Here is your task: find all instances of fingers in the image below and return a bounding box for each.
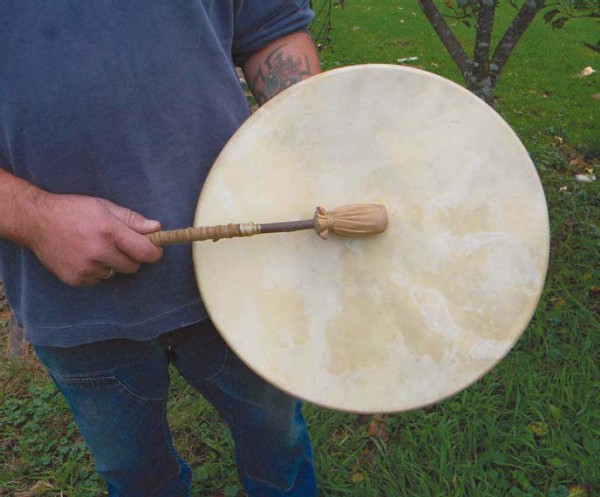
[101,250,142,275]
[101,200,163,264]
[112,223,163,264]
[28,194,166,287]
[103,201,161,234]
[76,252,143,287]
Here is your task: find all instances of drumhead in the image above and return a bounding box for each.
[193,65,549,413]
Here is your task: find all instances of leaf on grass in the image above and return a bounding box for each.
[397,56,419,64]
[367,414,389,440]
[351,472,365,483]
[14,482,54,497]
[568,484,590,497]
[548,404,562,421]
[577,66,596,77]
[526,421,548,437]
[574,174,596,183]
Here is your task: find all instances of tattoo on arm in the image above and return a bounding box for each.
[250,44,313,105]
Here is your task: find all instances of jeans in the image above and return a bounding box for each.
[34,320,317,497]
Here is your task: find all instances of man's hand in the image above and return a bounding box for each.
[28,194,163,287]
[0,170,163,287]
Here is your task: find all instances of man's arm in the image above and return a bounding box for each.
[0,169,162,287]
[241,31,321,106]
[0,169,46,248]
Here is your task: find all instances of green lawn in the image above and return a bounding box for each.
[2,2,599,496]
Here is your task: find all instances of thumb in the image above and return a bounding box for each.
[105,203,161,234]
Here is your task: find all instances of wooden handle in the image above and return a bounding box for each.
[146,204,388,246]
[147,223,260,246]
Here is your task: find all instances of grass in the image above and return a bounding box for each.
[2,1,599,496]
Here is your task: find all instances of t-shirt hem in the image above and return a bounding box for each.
[22,302,208,348]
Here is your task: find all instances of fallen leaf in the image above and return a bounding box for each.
[577,66,595,77]
[593,93,600,101]
[527,421,549,437]
[574,173,596,183]
[559,185,568,192]
[351,472,365,483]
[397,56,418,64]
[548,403,561,421]
[570,158,587,169]
[367,414,389,440]
[590,286,600,295]
[568,484,589,497]
[14,482,54,497]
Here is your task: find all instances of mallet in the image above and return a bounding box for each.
[147,204,388,246]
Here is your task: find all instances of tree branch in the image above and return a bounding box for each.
[417,0,471,78]
[473,0,497,73]
[491,0,546,76]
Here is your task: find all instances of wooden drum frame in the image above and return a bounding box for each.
[192,65,550,413]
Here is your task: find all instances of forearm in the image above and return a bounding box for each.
[0,169,46,248]
[242,31,321,106]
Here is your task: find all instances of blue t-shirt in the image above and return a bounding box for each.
[0,1,313,347]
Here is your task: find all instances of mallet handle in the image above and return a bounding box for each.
[147,219,315,246]
[146,204,388,246]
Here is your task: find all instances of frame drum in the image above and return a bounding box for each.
[193,65,549,413]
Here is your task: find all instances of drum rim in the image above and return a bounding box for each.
[193,64,550,413]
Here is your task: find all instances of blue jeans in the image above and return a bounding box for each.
[34,320,317,497]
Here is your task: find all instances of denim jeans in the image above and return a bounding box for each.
[34,320,317,497]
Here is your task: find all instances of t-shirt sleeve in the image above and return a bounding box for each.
[232,0,314,66]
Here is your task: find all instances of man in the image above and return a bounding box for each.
[0,2,321,496]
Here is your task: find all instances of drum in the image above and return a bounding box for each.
[193,65,549,413]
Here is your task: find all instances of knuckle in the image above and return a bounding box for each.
[98,221,114,238]
[126,210,140,225]
[87,246,106,263]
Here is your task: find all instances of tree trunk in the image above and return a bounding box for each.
[469,0,497,105]
[491,0,546,73]
[417,0,546,106]
[417,0,470,78]
[467,75,496,105]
